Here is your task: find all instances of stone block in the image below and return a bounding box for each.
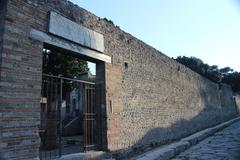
[48,11,104,53]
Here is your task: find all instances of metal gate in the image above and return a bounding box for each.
[39,74,96,160]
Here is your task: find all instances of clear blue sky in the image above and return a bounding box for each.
[70,0,240,72]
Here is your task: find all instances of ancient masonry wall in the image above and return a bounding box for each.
[235,94,240,114]
[0,0,238,159]
[0,0,43,159]
[0,0,7,70]
[220,85,238,120]
[0,0,7,159]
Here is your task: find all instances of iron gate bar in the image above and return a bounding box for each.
[40,76,61,160]
[40,74,97,159]
[83,86,96,152]
[42,73,95,85]
[59,78,63,157]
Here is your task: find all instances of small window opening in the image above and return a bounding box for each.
[124,62,128,69]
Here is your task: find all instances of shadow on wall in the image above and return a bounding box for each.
[235,94,240,114]
[111,83,238,159]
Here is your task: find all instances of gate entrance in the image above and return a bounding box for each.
[39,49,98,159]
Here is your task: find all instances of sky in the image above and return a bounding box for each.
[70,0,240,72]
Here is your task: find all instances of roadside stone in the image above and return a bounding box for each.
[173,119,240,160]
[136,117,240,160]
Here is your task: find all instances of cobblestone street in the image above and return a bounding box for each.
[172,120,240,160]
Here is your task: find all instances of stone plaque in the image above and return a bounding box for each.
[48,11,104,53]
[30,29,111,63]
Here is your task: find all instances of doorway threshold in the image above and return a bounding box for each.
[56,151,115,160]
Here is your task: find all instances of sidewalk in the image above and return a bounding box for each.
[135,116,240,160]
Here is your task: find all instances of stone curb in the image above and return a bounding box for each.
[136,116,240,160]
[56,151,109,160]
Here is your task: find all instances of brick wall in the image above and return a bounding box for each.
[0,0,45,159]
[0,0,238,159]
[0,0,7,159]
[0,0,7,73]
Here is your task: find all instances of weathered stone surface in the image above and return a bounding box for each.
[49,11,104,53]
[58,151,112,160]
[235,94,240,113]
[173,118,240,160]
[136,117,240,160]
[137,147,175,160]
[220,84,237,120]
[30,29,111,63]
[0,0,239,159]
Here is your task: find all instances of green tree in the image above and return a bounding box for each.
[222,72,240,92]
[175,56,221,83]
[175,56,240,92]
[219,67,234,75]
[43,49,89,78]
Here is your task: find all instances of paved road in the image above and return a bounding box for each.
[172,120,240,160]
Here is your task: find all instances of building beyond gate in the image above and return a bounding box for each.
[0,0,239,159]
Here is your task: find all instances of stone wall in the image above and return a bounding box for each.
[235,94,240,114]
[220,84,237,120]
[0,0,238,159]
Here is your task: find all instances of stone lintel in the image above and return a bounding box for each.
[48,11,104,53]
[30,29,111,63]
